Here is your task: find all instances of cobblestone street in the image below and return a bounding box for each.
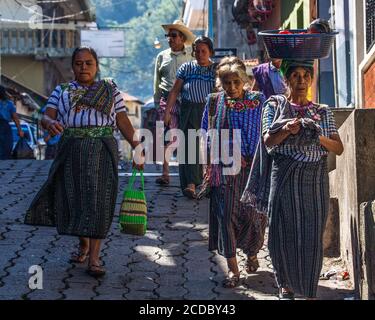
[0,160,354,300]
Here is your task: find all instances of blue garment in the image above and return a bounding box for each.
[0,99,16,122]
[268,63,287,95]
[253,63,287,99]
[43,131,61,145]
[176,61,216,103]
[201,90,265,158]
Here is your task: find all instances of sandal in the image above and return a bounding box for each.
[183,188,196,199]
[69,250,89,264]
[87,264,106,278]
[222,272,241,288]
[156,176,170,185]
[278,288,295,300]
[245,255,259,273]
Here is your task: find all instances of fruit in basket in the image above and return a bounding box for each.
[278,30,292,34]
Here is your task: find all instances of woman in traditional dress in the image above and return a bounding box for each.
[25,46,143,277]
[201,57,267,288]
[164,36,216,199]
[241,59,344,299]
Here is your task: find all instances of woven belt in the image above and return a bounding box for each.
[63,127,113,138]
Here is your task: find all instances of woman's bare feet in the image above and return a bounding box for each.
[70,237,89,263]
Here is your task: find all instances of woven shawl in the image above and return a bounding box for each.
[240,95,323,215]
[68,78,114,115]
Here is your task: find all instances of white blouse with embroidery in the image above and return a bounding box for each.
[45,80,127,128]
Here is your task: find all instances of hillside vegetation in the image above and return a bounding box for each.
[93,0,183,101]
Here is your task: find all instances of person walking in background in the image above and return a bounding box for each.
[252,58,287,99]
[242,59,344,299]
[164,36,217,199]
[0,86,24,160]
[154,20,195,186]
[43,130,60,160]
[201,57,267,288]
[25,46,144,278]
[41,106,61,160]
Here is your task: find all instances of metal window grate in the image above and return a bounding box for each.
[366,0,375,52]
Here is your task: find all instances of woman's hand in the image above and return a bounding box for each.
[132,142,145,171]
[47,120,64,136]
[241,157,249,168]
[132,160,144,172]
[164,79,183,128]
[264,118,300,147]
[17,129,25,138]
[284,118,301,135]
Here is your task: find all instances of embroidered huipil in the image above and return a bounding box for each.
[201,90,265,159]
[45,80,126,128]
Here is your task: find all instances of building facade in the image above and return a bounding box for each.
[0,0,95,97]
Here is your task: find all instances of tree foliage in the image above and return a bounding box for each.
[93,0,183,101]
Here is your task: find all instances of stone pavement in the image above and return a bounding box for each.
[0,160,354,300]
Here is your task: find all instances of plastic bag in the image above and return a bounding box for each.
[12,137,35,159]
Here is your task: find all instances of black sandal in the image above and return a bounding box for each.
[222,272,241,288]
[183,188,196,199]
[86,264,106,278]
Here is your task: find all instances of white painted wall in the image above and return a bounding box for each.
[215,0,259,60]
[183,0,208,30]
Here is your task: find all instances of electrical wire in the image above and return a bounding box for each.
[6,0,130,24]
[7,0,95,23]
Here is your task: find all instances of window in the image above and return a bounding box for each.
[367,0,375,52]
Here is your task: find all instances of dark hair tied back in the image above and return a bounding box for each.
[71,46,99,67]
[192,36,214,57]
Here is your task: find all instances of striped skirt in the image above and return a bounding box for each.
[157,96,180,130]
[25,135,118,239]
[178,100,205,190]
[268,154,329,298]
[209,166,268,258]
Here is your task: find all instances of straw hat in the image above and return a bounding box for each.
[162,20,196,45]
